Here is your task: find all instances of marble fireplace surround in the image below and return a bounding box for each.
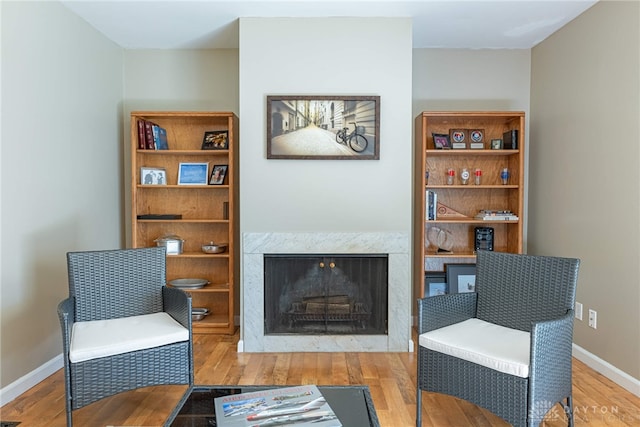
[239,232,412,352]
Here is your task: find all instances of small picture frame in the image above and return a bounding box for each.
[178,163,209,185]
[445,263,477,294]
[491,139,503,150]
[140,167,167,185]
[431,133,451,149]
[424,272,448,297]
[202,131,229,150]
[209,164,228,185]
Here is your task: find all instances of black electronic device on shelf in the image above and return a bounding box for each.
[474,227,494,252]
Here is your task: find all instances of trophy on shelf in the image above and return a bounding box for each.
[426,227,454,253]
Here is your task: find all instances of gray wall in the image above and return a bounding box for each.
[1,1,123,390]
[238,17,413,234]
[529,0,640,380]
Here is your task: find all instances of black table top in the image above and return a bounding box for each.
[166,384,380,427]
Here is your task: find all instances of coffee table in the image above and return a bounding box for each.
[165,385,380,426]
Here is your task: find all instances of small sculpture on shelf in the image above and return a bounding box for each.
[427,227,454,253]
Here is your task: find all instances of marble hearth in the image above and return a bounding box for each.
[239,232,412,352]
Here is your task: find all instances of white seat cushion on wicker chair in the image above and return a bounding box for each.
[69,312,189,363]
[419,318,530,378]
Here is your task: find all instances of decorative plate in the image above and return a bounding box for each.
[169,278,209,289]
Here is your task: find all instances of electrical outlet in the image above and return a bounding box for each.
[588,309,597,329]
[575,302,583,321]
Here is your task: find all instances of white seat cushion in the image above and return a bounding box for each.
[419,318,530,378]
[69,312,189,363]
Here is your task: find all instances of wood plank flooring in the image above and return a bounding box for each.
[2,330,639,426]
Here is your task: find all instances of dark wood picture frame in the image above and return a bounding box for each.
[424,272,448,297]
[209,164,228,185]
[266,95,380,160]
[445,263,477,294]
[202,130,229,150]
[431,133,451,149]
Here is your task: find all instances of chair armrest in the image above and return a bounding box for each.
[57,298,75,354]
[163,286,192,330]
[417,293,477,334]
[529,310,575,407]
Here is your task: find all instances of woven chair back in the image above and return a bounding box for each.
[67,247,166,322]
[475,250,580,332]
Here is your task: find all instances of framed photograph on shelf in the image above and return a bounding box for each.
[491,139,503,150]
[431,133,451,149]
[446,263,477,293]
[202,130,229,150]
[424,272,447,297]
[140,167,167,185]
[266,95,380,160]
[209,164,228,185]
[178,163,209,185]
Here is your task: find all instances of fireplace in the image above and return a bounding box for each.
[241,232,412,352]
[264,254,388,335]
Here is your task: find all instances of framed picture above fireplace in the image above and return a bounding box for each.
[266,95,380,160]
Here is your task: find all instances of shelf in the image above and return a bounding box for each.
[426,185,518,189]
[137,185,229,189]
[426,219,519,224]
[192,313,230,329]
[137,149,230,155]
[137,219,230,224]
[425,149,519,156]
[166,252,231,258]
[425,251,478,258]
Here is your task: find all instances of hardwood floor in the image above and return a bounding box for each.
[2,330,639,426]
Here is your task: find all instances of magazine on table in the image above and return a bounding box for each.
[213,384,342,427]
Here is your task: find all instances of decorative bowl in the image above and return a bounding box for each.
[201,242,227,254]
[192,308,210,321]
[169,278,208,289]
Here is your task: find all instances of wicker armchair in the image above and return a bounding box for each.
[416,251,580,427]
[58,247,193,427]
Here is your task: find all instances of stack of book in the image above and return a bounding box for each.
[214,385,341,426]
[136,119,169,150]
[475,210,519,221]
[426,190,437,220]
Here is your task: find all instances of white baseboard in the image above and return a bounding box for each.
[0,354,63,406]
[573,344,640,397]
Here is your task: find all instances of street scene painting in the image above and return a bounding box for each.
[267,95,380,160]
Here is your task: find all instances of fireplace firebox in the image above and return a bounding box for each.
[264,254,388,335]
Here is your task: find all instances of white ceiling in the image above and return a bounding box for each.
[60,0,598,50]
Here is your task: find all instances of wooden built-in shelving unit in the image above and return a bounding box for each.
[131,111,239,334]
[413,111,525,299]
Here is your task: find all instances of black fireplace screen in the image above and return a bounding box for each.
[264,254,388,335]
